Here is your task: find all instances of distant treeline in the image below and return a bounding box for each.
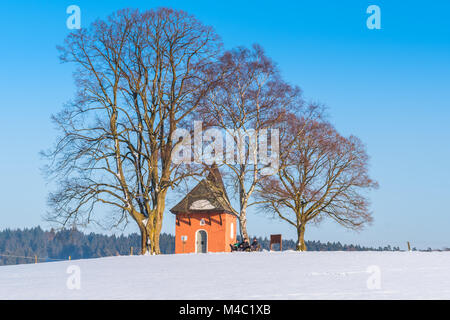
[0,227,403,266]
[0,227,173,266]
[238,236,401,252]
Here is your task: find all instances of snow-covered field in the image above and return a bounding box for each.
[1,251,450,299]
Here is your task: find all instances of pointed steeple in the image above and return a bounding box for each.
[207,163,225,190]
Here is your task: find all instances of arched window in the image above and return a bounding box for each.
[200,218,206,226]
[230,222,234,239]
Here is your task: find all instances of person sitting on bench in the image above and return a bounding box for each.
[230,242,239,251]
[238,238,251,251]
[250,237,261,251]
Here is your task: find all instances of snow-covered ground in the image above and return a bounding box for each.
[1,251,450,299]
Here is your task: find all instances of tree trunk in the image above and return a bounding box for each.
[238,174,250,242]
[151,224,161,255]
[140,226,149,255]
[153,190,167,254]
[296,223,307,251]
[239,213,249,242]
[145,216,158,255]
[144,190,168,255]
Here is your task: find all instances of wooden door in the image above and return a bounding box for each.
[196,230,207,253]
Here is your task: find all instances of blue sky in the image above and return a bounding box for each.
[0,0,449,249]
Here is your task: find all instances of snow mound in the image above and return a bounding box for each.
[1,251,450,299]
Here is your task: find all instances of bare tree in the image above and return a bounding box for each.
[42,8,221,254]
[199,45,302,240]
[258,115,378,251]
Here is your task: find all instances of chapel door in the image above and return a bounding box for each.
[196,230,207,253]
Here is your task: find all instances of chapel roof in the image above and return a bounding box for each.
[170,165,233,215]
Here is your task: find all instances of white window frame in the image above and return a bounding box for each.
[230,222,234,239]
